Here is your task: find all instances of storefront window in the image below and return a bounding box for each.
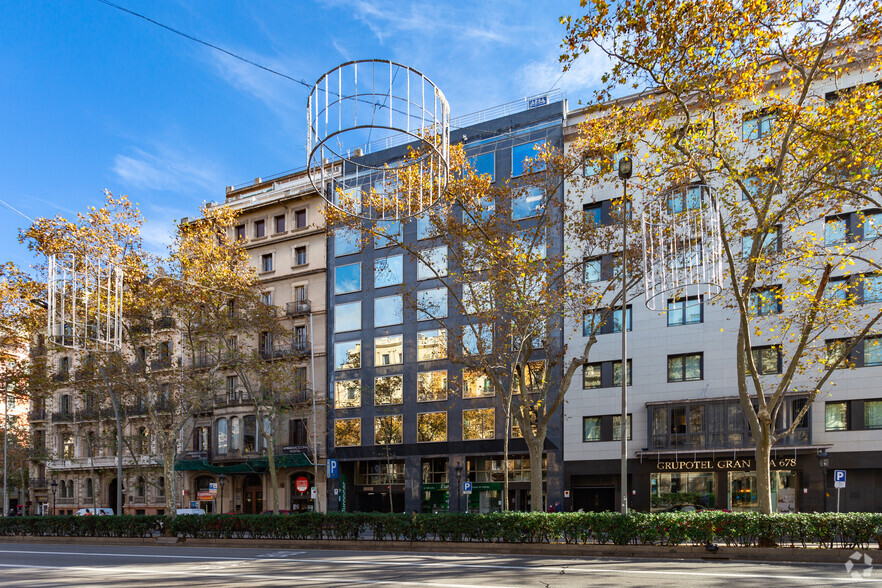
[728,470,796,513]
[650,472,715,512]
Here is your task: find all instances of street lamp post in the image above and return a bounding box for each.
[618,155,632,516]
[50,480,58,516]
[818,449,830,513]
[218,473,226,514]
[454,461,463,513]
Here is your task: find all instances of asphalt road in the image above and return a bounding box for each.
[0,543,875,587]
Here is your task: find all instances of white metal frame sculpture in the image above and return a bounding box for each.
[641,184,724,310]
[47,253,123,353]
[307,59,450,220]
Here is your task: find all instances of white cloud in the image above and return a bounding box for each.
[515,48,611,98]
[112,144,222,195]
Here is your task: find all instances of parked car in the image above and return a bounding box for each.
[175,508,206,515]
[74,508,114,516]
[663,504,708,512]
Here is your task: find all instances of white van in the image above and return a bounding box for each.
[74,508,114,516]
[175,508,206,515]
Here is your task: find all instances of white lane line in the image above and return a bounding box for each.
[0,548,865,583]
[0,563,514,588]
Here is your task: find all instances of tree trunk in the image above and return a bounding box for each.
[265,435,279,514]
[755,429,774,515]
[503,396,511,512]
[526,435,545,512]
[163,444,177,521]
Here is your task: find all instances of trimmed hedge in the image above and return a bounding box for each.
[0,512,880,549]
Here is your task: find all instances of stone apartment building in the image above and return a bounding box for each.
[176,169,329,514]
[28,168,328,515]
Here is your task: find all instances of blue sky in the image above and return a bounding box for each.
[1,0,604,270]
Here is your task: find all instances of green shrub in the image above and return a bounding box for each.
[1,511,880,547]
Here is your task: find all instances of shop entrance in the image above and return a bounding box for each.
[573,487,615,512]
[290,473,313,512]
[243,474,263,514]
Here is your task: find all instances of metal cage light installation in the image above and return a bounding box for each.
[306,60,450,221]
[641,185,723,311]
[47,253,123,353]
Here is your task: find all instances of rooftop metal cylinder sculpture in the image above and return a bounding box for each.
[307,60,450,221]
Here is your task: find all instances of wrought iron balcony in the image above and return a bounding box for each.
[154,316,176,330]
[51,411,74,423]
[29,409,47,422]
[29,477,48,489]
[286,300,311,316]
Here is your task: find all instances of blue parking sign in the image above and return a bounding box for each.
[328,459,338,479]
[834,470,846,487]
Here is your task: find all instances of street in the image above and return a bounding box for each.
[0,543,873,587]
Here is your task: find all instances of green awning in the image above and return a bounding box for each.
[175,453,312,473]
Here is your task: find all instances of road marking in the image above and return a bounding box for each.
[0,563,513,587]
[0,548,867,583]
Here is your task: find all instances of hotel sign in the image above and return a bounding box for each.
[656,457,797,471]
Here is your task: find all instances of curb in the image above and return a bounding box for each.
[0,536,874,564]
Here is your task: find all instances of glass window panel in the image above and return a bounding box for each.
[864,274,882,303]
[374,219,402,248]
[335,301,361,333]
[463,324,492,355]
[335,263,362,294]
[612,360,632,386]
[825,217,847,246]
[584,257,601,283]
[230,417,240,451]
[863,212,882,240]
[825,402,848,431]
[375,255,403,288]
[464,281,491,315]
[582,363,602,389]
[512,186,544,220]
[375,415,403,444]
[583,311,602,337]
[684,354,702,380]
[335,418,361,447]
[417,329,447,361]
[374,295,403,327]
[417,412,447,442]
[416,211,436,240]
[334,340,362,371]
[374,375,403,405]
[468,152,495,181]
[582,417,601,442]
[584,204,602,225]
[684,299,703,324]
[242,415,256,453]
[612,414,632,441]
[417,370,448,402]
[611,307,632,332]
[512,141,544,176]
[742,175,761,200]
[866,337,882,366]
[335,227,361,256]
[749,288,781,316]
[374,334,403,366]
[463,408,495,440]
[335,187,362,213]
[417,288,448,321]
[334,379,361,409]
[865,400,882,429]
[418,246,448,280]
[463,369,494,398]
[216,418,228,455]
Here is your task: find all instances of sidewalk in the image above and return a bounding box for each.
[0,535,876,565]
